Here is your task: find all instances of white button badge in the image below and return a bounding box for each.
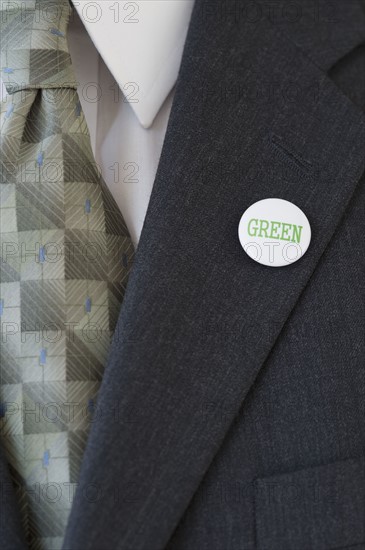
[238,198,311,267]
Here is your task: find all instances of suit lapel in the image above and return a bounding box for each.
[0,446,27,549]
[64,1,365,549]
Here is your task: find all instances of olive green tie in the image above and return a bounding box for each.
[0,1,134,548]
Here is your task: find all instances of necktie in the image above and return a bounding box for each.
[0,1,134,548]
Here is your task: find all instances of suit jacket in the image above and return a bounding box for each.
[1,1,365,548]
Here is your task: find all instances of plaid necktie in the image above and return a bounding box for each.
[0,1,134,548]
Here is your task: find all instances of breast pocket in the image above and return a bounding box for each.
[254,456,365,549]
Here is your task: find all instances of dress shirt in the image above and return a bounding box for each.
[0,1,194,243]
[67,1,195,245]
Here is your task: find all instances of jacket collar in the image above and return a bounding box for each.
[63,0,365,548]
[257,0,365,71]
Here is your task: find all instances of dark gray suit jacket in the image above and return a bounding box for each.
[2,0,365,548]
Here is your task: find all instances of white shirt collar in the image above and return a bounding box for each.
[72,0,195,128]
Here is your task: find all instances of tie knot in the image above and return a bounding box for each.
[0,0,77,93]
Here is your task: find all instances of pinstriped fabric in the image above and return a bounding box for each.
[0,1,134,548]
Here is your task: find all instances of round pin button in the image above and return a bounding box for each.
[238,198,311,267]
